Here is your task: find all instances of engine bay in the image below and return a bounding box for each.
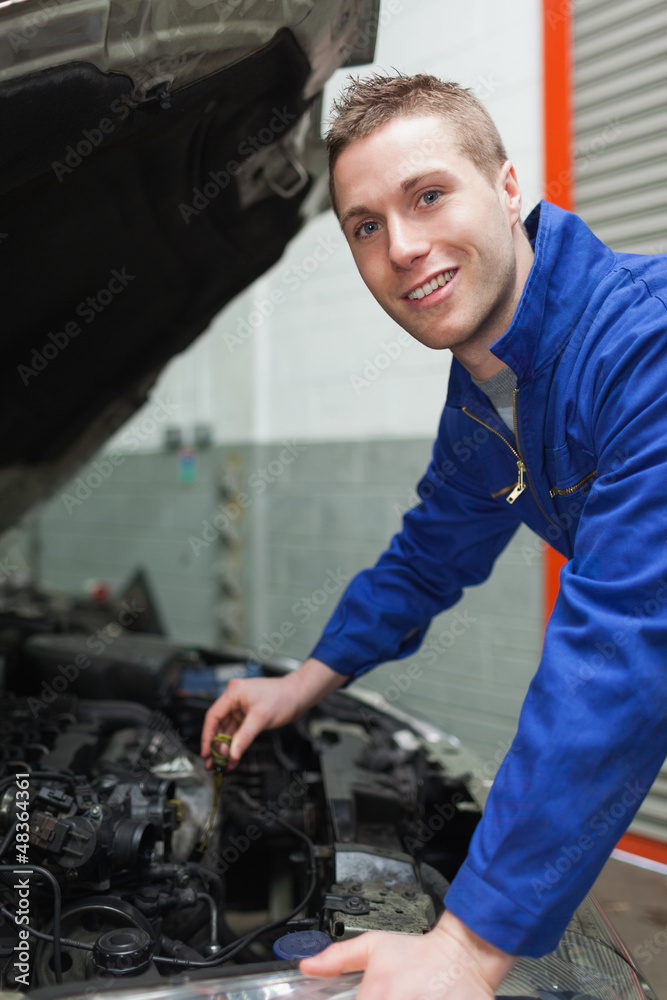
[0,585,482,996]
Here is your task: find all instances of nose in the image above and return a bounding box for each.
[386,214,431,270]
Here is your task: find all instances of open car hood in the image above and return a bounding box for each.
[0,0,379,535]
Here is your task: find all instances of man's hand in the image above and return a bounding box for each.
[200,657,346,769]
[299,910,517,1000]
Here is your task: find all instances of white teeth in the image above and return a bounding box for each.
[407,269,456,300]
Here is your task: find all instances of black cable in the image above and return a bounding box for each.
[0,771,77,799]
[271,731,299,772]
[0,906,93,951]
[0,865,63,984]
[0,823,16,860]
[152,793,318,969]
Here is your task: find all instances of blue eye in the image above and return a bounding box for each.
[356,220,380,239]
[421,190,440,205]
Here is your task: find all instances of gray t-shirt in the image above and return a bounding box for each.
[471,366,517,433]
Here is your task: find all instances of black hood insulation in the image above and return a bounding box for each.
[1,29,312,473]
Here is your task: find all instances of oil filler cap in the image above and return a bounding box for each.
[93,928,154,975]
[273,930,333,961]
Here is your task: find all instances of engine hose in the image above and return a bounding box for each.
[77,701,175,739]
[159,935,205,963]
[148,863,237,946]
[418,862,450,916]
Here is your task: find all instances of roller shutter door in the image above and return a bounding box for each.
[574,0,667,254]
[574,0,667,840]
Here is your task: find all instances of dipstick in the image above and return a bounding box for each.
[198,734,232,852]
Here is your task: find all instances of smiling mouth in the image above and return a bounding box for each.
[406,269,457,300]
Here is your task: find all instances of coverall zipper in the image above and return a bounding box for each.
[549,470,597,498]
[462,389,557,527]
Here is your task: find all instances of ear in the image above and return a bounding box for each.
[499,161,522,226]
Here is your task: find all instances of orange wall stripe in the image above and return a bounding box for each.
[542,0,572,623]
[616,833,667,867]
[544,545,566,621]
[543,0,573,212]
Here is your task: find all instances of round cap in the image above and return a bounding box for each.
[273,930,333,961]
[93,928,153,976]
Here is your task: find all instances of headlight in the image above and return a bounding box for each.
[499,894,656,999]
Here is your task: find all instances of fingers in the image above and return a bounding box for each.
[200,700,224,759]
[200,678,282,769]
[228,706,266,763]
[200,692,239,758]
[200,684,265,767]
[300,936,372,977]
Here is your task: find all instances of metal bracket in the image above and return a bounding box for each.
[323,893,371,916]
[236,139,309,209]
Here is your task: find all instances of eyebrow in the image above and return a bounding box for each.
[339,204,372,231]
[401,170,454,192]
[339,170,455,230]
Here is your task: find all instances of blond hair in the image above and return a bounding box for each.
[325,73,508,214]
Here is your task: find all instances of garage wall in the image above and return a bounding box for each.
[573,0,667,255]
[1,447,255,647]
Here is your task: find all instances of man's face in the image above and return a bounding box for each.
[333,114,528,360]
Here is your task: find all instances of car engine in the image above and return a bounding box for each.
[0,590,482,994]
